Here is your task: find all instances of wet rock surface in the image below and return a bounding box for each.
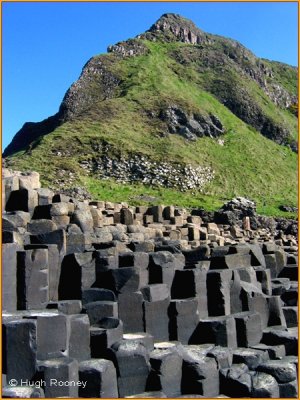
[2,170,298,398]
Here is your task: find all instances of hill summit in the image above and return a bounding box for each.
[3,14,298,215]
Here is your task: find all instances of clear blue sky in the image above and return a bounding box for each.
[2,1,298,151]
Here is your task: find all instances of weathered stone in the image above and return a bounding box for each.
[163,206,175,220]
[111,340,151,397]
[45,244,60,302]
[6,189,38,213]
[210,254,251,270]
[85,301,118,325]
[52,193,71,203]
[82,288,116,304]
[281,287,298,306]
[283,306,298,327]
[35,313,68,360]
[147,348,182,397]
[251,342,286,360]
[95,249,119,278]
[256,268,272,295]
[123,332,154,352]
[252,371,280,397]
[3,175,19,211]
[143,298,170,341]
[58,252,95,300]
[206,223,220,235]
[31,228,66,254]
[3,243,17,312]
[72,210,94,233]
[90,207,103,228]
[120,208,134,225]
[4,319,37,381]
[257,360,297,383]
[79,359,118,398]
[249,243,266,267]
[190,315,237,349]
[229,270,243,314]
[240,281,270,328]
[262,327,298,355]
[2,386,45,398]
[151,205,164,223]
[181,346,220,397]
[220,363,252,397]
[119,251,149,269]
[1,167,298,398]
[206,269,232,316]
[67,314,91,361]
[18,171,41,190]
[279,379,298,397]
[37,357,79,397]
[279,264,298,281]
[149,251,183,289]
[37,187,54,205]
[118,291,144,333]
[234,311,263,347]
[27,219,58,235]
[90,317,123,357]
[172,269,208,318]
[2,230,23,245]
[266,295,286,327]
[232,347,268,369]
[58,300,82,314]
[182,245,210,268]
[3,211,31,231]
[99,267,144,294]
[17,248,49,310]
[207,346,233,369]
[169,298,199,344]
[141,284,169,302]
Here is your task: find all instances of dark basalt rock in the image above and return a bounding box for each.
[159,106,224,140]
[2,169,298,398]
[147,13,208,45]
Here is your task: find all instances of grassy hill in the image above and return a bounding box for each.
[4,14,298,217]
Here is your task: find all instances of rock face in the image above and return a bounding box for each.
[82,147,214,192]
[160,106,224,140]
[147,13,208,45]
[3,13,297,161]
[2,169,298,398]
[108,38,149,57]
[59,56,121,121]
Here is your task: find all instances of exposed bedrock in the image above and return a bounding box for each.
[2,169,298,398]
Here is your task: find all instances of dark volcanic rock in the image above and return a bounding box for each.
[1,168,298,399]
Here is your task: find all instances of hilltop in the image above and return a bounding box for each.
[3,14,298,216]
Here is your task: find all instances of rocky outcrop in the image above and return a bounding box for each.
[206,77,296,150]
[2,113,62,157]
[59,56,121,120]
[214,197,298,237]
[3,13,297,159]
[146,13,209,45]
[3,54,122,157]
[107,39,149,57]
[215,197,257,228]
[2,169,298,398]
[85,153,214,192]
[160,106,224,140]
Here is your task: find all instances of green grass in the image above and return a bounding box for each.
[6,38,297,218]
[262,59,298,97]
[83,176,296,218]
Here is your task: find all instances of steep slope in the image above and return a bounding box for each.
[3,14,298,215]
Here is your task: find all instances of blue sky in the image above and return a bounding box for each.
[2,1,298,150]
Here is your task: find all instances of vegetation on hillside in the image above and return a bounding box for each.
[4,15,298,217]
